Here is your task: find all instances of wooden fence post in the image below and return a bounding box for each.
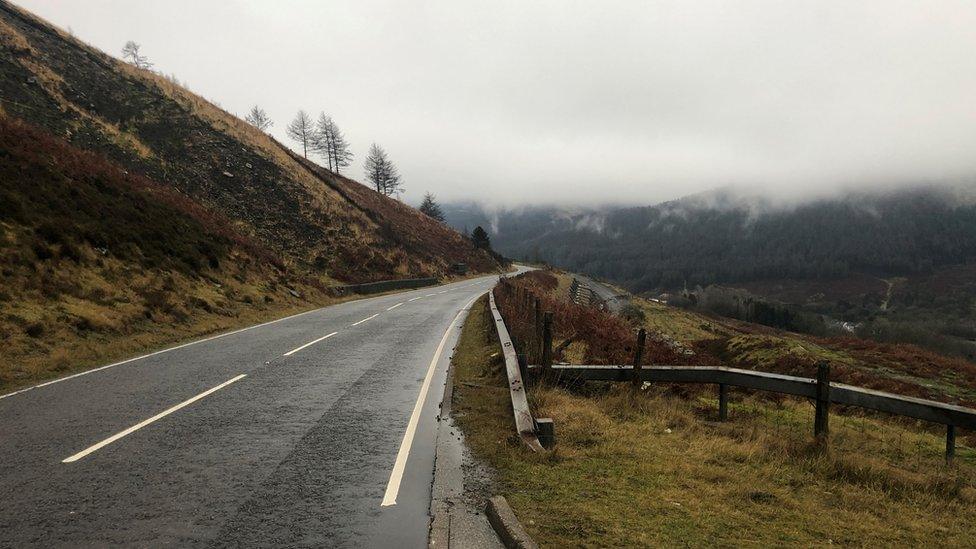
[541,312,553,375]
[534,298,542,362]
[536,418,556,449]
[718,383,729,421]
[632,328,646,388]
[483,294,493,344]
[947,424,956,464]
[814,361,830,444]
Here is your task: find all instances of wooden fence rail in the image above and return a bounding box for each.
[494,275,975,462]
[525,361,975,461]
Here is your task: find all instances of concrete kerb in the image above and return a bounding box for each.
[485,496,539,549]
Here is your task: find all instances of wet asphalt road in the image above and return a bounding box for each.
[0,272,513,547]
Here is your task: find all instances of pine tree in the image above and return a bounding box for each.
[418,192,445,222]
[471,226,491,250]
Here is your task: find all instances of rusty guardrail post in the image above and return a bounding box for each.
[814,361,830,445]
[632,328,646,389]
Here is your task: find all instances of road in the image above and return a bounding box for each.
[576,274,627,313]
[0,271,515,547]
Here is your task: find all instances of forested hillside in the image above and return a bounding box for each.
[446,186,976,292]
[445,187,976,359]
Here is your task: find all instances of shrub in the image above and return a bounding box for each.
[619,303,646,325]
[24,322,44,338]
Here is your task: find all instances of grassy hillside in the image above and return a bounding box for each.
[0,0,501,393]
[0,116,335,391]
[451,275,976,546]
[0,0,498,281]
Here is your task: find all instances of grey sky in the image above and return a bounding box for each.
[19,0,976,206]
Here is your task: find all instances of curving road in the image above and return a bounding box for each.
[0,271,517,547]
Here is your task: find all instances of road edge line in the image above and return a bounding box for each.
[381,292,483,507]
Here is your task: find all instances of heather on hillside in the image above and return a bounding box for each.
[0,116,268,275]
[0,1,498,282]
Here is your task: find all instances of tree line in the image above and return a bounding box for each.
[466,189,976,293]
[121,41,457,221]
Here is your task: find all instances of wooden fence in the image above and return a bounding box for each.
[496,279,976,462]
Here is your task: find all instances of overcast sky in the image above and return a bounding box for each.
[19,1,976,206]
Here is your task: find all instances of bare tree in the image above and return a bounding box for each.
[328,120,354,175]
[419,192,445,222]
[364,143,402,196]
[364,143,388,193]
[245,106,273,132]
[383,160,403,197]
[121,41,153,70]
[314,114,354,174]
[286,110,315,158]
[313,113,334,170]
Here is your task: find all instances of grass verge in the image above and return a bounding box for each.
[453,295,976,547]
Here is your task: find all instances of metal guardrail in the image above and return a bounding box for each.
[488,289,548,452]
[331,277,438,296]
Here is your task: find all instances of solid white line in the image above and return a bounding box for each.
[408,297,423,302]
[387,302,403,311]
[381,292,483,507]
[62,374,247,463]
[283,331,338,356]
[352,313,379,327]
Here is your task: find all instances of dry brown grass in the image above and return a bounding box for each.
[0,245,336,394]
[452,295,976,547]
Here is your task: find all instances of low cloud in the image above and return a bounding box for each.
[24,0,976,207]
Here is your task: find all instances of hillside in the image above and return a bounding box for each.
[0,0,498,281]
[444,187,976,358]
[0,1,500,392]
[445,187,976,291]
[0,115,327,390]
